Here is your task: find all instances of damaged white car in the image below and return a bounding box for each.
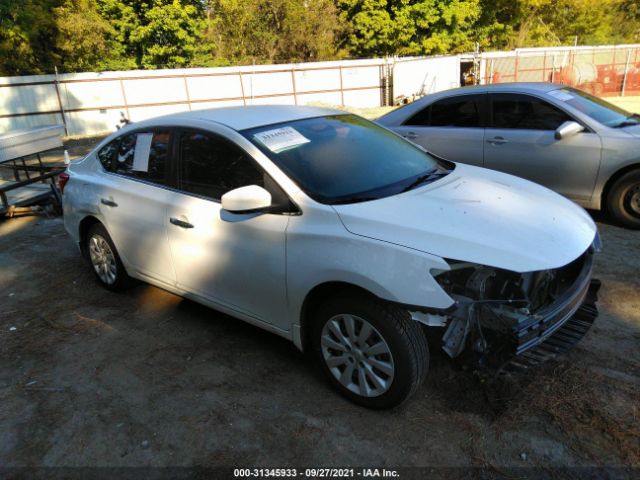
[61,106,601,409]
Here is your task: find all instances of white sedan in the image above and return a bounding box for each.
[60,106,600,408]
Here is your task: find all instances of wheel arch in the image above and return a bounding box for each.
[78,215,103,261]
[601,162,640,211]
[298,281,382,352]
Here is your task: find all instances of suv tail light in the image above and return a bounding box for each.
[58,172,70,194]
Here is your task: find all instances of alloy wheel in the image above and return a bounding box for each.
[624,183,640,218]
[320,314,395,397]
[88,234,117,285]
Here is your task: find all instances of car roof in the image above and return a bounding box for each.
[129,105,346,131]
[453,82,564,94]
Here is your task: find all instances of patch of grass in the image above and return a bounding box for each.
[505,361,640,465]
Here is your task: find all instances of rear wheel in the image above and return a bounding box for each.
[311,293,429,409]
[86,223,133,291]
[607,170,640,229]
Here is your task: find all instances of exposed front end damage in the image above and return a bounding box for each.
[415,244,601,371]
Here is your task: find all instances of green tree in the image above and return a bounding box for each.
[0,0,61,75]
[53,0,121,72]
[473,0,634,50]
[338,0,481,57]
[98,0,209,69]
[206,0,345,65]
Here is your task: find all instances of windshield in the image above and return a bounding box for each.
[242,114,449,204]
[548,87,640,128]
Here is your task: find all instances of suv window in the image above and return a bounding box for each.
[114,130,171,185]
[491,93,572,130]
[179,131,289,207]
[97,140,118,171]
[406,95,484,127]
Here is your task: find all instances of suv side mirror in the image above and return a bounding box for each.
[555,121,584,140]
[221,185,272,213]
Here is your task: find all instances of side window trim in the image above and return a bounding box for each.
[175,127,300,214]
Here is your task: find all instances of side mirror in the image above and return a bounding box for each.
[221,185,272,213]
[555,121,584,140]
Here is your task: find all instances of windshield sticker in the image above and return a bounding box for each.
[132,133,153,171]
[548,90,575,102]
[254,127,310,153]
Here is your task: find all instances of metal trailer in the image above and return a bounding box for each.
[0,125,66,217]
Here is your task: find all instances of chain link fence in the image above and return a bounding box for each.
[481,45,640,97]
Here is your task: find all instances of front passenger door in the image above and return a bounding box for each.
[484,93,602,202]
[393,94,486,166]
[165,130,291,330]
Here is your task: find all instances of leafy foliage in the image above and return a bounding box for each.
[0,0,638,75]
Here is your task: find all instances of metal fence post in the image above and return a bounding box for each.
[291,67,298,105]
[119,78,130,121]
[622,49,632,96]
[338,65,345,106]
[183,74,192,110]
[53,66,69,136]
[238,71,247,106]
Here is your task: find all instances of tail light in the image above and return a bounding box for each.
[58,172,70,194]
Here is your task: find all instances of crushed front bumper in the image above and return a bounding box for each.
[505,278,600,371]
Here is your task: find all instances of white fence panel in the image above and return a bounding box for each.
[392,55,460,101]
[122,77,187,105]
[187,75,244,101]
[61,80,124,110]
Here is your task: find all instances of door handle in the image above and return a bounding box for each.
[100,198,118,207]
[170,217,194,229]
[404,131,418,140]
[487,136,508,145]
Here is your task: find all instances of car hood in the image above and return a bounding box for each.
[621,124,640,137]
[333,164,597,272]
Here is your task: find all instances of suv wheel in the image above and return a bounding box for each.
[607,170,640,229]
[311,293,428,409]
[86,223,132,291]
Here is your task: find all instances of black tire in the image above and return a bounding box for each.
[311,293,429,409]
[85,223,133,291]
[606,170,640,229]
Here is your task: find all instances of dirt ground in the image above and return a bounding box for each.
[1,116,640,477]
[0,204,639,477]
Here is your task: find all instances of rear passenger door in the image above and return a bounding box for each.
[484,93,601,202]
[98,129,177,285]
[393,94,486,166]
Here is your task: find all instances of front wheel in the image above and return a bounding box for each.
[607,170,640,229]
[311,293,429,409]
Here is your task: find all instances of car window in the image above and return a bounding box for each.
[491,93,572,130]
[548,87,638,128]
[97,140,118,171]
[405,95,484,127]
[178,131,288,206]
[114,130,171,185]
[242,114,447,204]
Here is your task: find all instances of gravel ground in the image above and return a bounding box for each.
[0,208,639,477]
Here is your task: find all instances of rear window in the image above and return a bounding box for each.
[405,94,484,128]
[114,131,171,185]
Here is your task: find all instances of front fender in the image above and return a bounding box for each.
[286,210,455,328]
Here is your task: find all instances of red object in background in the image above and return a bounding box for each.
[58,172,70,194]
